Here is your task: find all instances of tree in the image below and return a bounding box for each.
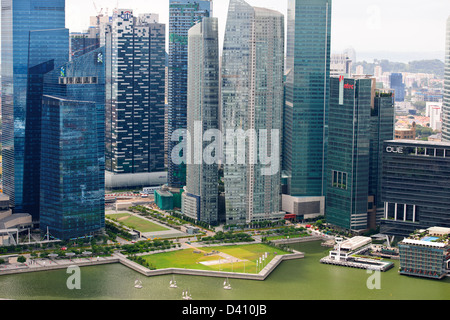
[17,256,26,263]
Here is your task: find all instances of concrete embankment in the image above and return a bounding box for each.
[0,250,304,281]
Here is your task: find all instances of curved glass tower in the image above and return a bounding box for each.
[1,0,68,219]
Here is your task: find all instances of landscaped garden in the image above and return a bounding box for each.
[137,243,291,273]
[106,212,169,233]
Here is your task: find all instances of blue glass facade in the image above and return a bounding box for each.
[40,47,106,240]
[283,0,331,197]
[167,0,212,188]
[390,73,405,102]
[1,0,68,220]
[40,96,103,240]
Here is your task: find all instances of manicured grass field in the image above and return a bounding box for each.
[141,243,291,273]
[106,212,169,233]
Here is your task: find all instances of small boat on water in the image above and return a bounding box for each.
[182,289,192,300]
[169,276,178,288]
[134,279,143,289]
[223,278,232,290]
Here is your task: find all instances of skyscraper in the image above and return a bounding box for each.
[182,17,219,225]
[167,0,212,188]
[390,73,405,102]
[104,10,166,189]
[326,76,372,231]
[40,96,103,240]
[442,16,450,142]
[1,0,69,220]
[326,76,394,232]
[222,0,284,224]
[283,0,332,204]
[38,47,106,240]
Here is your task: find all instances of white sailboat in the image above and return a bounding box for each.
[223,278,232,290]
[134,279,143,289]
[182,289,192,300]
[169,276,178,288]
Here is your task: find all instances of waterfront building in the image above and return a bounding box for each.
[390,73,405,102]
[398,227,450,280]
[40,96,104,240]
[326,76,373,231]
[327,76,394,231]
[381,140,450,237]
[443,16,450,141]
[369,88,395,228]
[282,0,331,215]
[167,0,212,188]
[104,10,166,189]
[222,0,284,224]
[38,47,106,240]
[182,17,219,225]
[1,0,69,221]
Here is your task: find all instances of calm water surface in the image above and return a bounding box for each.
[0,241,448,300]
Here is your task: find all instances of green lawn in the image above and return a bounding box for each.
[107,213,169,233]
[141,243,291,273]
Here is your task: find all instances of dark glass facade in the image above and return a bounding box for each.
[1,0,68,220]
[326,77,372,231]
[283,0,332,197]
[167,0,212,188]
[39,47,106,240]
[40,96,103,240]
[381,140,450,237]
[369,89,395,226]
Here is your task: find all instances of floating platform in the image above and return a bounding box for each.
[320,256,394,272]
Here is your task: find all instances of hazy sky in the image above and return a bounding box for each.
[66,0,450,62]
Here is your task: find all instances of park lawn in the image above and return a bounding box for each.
[107,212,169,233]
[142,243,291,274]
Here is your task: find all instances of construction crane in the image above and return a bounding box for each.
[92,1,104,26]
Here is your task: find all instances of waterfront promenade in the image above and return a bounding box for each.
[0,243,304,281]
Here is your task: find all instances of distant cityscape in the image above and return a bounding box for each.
[0,0,449,301]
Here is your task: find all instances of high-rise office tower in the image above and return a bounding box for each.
[443,16,450,142]
[283,0,331,213]
[104,10,166,189]
[326,76,373,231]
[39,47,106,240]
[222,0,284,224]
[390,73,405,102]
[182,17,219,225]
[167,0,212,188]
[369,88,395,228]
[1,0,69,221]
[326,76,394,232]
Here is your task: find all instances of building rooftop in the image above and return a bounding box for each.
[384,139,450,147]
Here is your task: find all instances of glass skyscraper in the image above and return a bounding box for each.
[222,0,284,224]
[167,0,212,188]
[40,96,103,240]
[326,77,372,231]
[443,16,450,142]
[1,0,69,220]
[39,47,106,240]
[182,17,219,225]
[390,73,405,102]
[283,0,332,198]
[104,10,166,181]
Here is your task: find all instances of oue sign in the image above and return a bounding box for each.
[386,146,404,154]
